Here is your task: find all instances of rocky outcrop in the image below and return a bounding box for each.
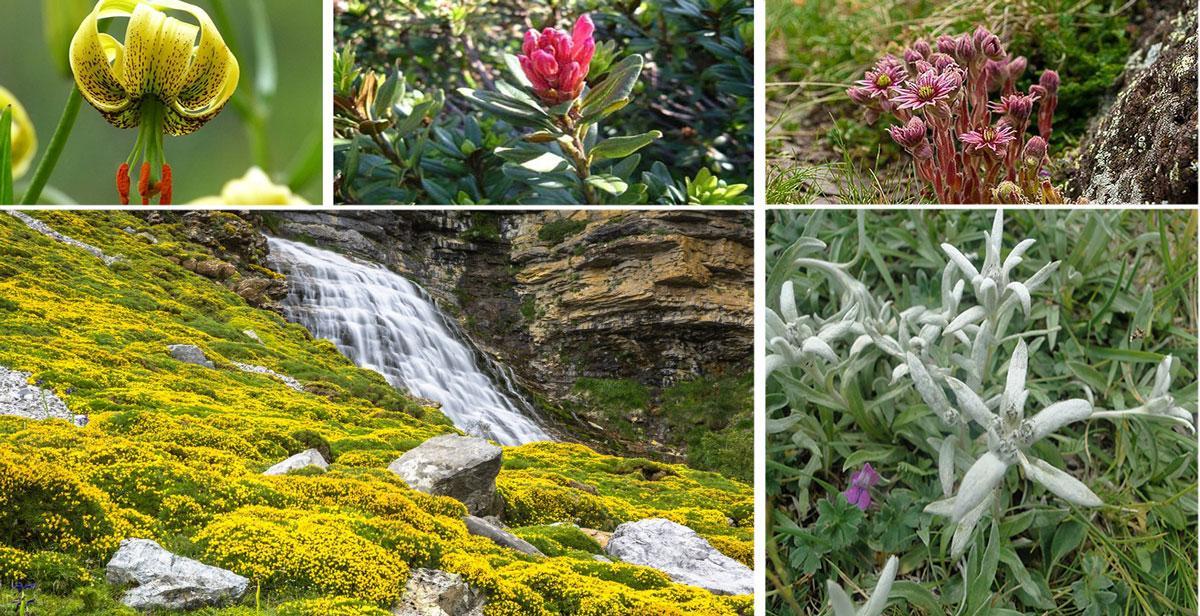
[8,211,118,265]
[605,518,753,596]
[233,362,304,392]
[463,516,545,557]
[393,568,485,616]
[388,435,503,516]
[0,366,84,425]
[1069,3,1197,203]
[263,448,328,475]
[106,538,249,610]
[168,344,214,368]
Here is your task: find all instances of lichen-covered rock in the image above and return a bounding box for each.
[393,568,485,616]
[233,361,304,392]
[263,448,328,475]
[106,538,249,610]
[1070,6,1198,204]
[388,435,503,516]
[462,515,545,556]
[605,518,753,596]
[168,344,214,368]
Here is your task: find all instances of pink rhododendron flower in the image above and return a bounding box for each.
[519,14,596,105]
[960,122,1017,156]
[891,70,958,111]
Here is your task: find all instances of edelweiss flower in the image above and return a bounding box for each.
[70,0,240,204]
[1092,356,1196,431]
[766,280,864,375]
[960,122,1017,156]
[937,340,1100,524]
[940,210,1059,328]
[827,555,898,616]
[890,70,957,111]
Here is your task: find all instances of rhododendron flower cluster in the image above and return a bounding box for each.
[518,14,595,105]
[847,27,1062,204]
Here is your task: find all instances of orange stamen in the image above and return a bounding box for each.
[159,164,172,205]
[138,162,151,206]
[116,164,131,206]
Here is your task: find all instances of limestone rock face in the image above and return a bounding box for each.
[0,366,78,423]
[270,211,753,458]
[1070,4,1197,204]
[388,435,503,516]
[393,568,485,616]
[168,344,214,368]
[263,448,328,475]
[462,515,545,557]
[605,518,753,596]
[106,539,249,610]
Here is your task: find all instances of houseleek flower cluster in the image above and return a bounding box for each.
[769,211,1196,572]
[70,0,239,204]
[847,27,1062,204]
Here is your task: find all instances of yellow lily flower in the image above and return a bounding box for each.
[191,167,310,205]
[69,0,239,204]
[0,86,37,179]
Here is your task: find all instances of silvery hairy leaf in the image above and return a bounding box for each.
[1019,455,1103,507]
[942,242,981,281]
[858,555,899,616]
[827,581,856,616]
[1002,238,1037,280]
[1026,399,1094,443]
[939,436,957,496]
[951,491,993,559]
[945,376,996,427]
[953,451,1009,521]
[906,352,955,423]
[945,305,986,335]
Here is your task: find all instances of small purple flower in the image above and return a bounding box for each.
[843,463,881,511]
[960,121,1017,156]
[891,70,958,111]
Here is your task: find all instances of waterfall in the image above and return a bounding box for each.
[267,237,550,445]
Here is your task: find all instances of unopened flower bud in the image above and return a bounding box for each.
[1039,70,1060,95]
[912,39,932,58]
[929,53,956,71]
[518,14,595,105]
[1022,136,1048,167]
[888,116,928,149]
[993,181,1026,204]
[847,86,873,106]
[937,35,958,55]
[904,48,924,65]
[955,35,977,62]
[1008,56,1027,81]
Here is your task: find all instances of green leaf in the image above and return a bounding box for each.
[248,0,277,100]
[0,105,12,205]
[590,131,662,160]
[585,174,628,196]
[579,54,643,124]
[1049,519,1085,572]
[890,581,942,613]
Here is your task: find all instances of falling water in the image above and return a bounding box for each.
[267,237,550,445]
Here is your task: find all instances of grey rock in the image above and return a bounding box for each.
[0,366,74,422]
[8,211,119,265]
[232,361,304,392]
[168,345,214,368]
[463,516,544,557]
[592,554,612,563]
[388,435,503,516]
[106,538,248,610]
[393,568,485,616]
[243,329,263,343]
[605,518,753,596]
[1070,5,1197,204]
[263,448,328,475]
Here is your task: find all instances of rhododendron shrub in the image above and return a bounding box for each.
[848,27,1064,204]
[461,14,661,205]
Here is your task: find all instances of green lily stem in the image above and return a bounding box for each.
[20,86,83,205]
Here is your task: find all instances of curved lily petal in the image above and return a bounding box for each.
[1027,399,1093,444]
[1020,456,1102,507]
[952,451,1009,522]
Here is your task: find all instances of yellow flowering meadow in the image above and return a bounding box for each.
[0,211,753,614]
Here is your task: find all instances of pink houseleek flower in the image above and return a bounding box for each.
[891,70,958,111]
[888,116,933,159]
[989,93,1037,122]
[855,61,906,99]
[843,463,881,511]
[518,14,596,105]
[960,122,1016,156]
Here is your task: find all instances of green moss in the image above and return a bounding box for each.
[512,524,603,557]
[537,219,588,245]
